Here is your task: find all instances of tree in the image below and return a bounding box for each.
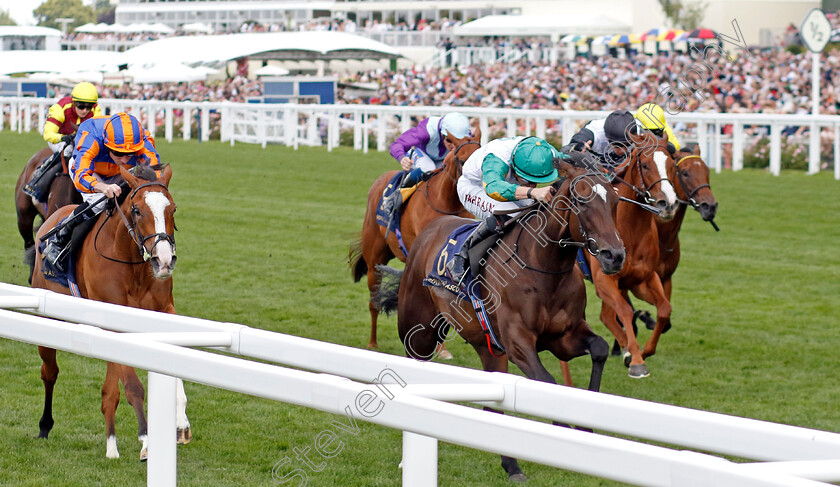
[657,0,707,31]
[34,0,96,30]
[0,9,17,26]
[94,0,115,24]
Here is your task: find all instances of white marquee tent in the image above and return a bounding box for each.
[452,14,631,37]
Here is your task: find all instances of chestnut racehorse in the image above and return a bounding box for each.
[348,129,480,349]
[620,143,719,336]
[587,131,680,379]
[30,164,190,460]
[376,161,625,481]
[15,148,81,280]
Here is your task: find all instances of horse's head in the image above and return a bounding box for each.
[443,125,481,163]
[119,164,177,279]
[626,131,679,220]
[556,160,625,275]
[675,144,718,221]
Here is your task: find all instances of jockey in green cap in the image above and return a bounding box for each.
[447,136,566,284]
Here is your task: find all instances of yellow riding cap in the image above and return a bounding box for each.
[71,82,99,104]
[635,103,666,130]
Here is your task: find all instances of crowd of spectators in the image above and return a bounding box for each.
[97,76,261,103]
[337,47,840,116]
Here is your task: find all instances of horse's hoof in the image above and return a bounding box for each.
[622,349,631,367]
[508,473,528,482]
[140,447,148,462]
[628,364,650,379]
[436,348,454,360]
[610,339,621,356]
[177,427,192,445]
[366,343,378,350]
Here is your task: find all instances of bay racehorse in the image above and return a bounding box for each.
[587,131,680,379]
[348,129,480,350]
[30,164,190,460]
[376,160,625,481]
[15,148,81,281]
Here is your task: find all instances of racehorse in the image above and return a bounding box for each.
[30,164,189,461]
[348,129,480,350]
[376,160,625,481]
[587,131,680,379]
[15,148,82,280]
[626,143,719,331]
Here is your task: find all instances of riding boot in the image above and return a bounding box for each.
[382,167,424,215]
[41,201,93,273]
[447,216,499,285]
[23,151,62,202]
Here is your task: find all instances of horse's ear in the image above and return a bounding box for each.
[120,165,140,188]
[554,157,582,178]
[471,125,481,142]
[159,164,173,186]
[692,144,701,156]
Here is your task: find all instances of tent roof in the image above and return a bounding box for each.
[0,51,121,76]
[122,31,401,66]
[0,26,62,38]
[452,14,631,37]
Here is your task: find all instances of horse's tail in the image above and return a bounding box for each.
[348,233,368,282]
[372,265,402,315]
[24,245,35,284]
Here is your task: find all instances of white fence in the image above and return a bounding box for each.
[3,97,839,179]
[1,282,840,486]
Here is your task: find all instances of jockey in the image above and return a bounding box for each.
[448,136,563,283]
[382,112,472,213]
[41,112,161,271]
[635,102,681,151]
[563,109,639,172]
[23,82,103,202]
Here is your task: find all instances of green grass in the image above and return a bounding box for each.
[1,131,839,486]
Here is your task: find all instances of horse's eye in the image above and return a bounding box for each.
[131,206,141,216]
[682,170,689,176]
[641,163,649,169]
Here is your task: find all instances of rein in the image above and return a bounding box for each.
[421,140,480,216]
[94,182,176,265]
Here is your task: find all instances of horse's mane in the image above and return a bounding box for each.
[132,163,168,182]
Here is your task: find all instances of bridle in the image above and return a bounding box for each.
[674,154,712,209]
[422,140,480,216]
[612,147,671,207]
[95,182,177,265]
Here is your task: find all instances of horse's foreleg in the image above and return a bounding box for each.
[632,277,672,359]
[102,362,121,459]
[37,346,58,439]
[176,378,192,445]
[119,365,148,461]
[596,283,648,378]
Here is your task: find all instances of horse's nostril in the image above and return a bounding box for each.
[656,200,667,209]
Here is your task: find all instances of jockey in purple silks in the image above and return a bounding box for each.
[382,112,471,213]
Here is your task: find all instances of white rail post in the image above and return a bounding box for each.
[506,114,515,138]
[770,123,782,176]
[363,111,370,154]
[147,372,177,487]
[732,122,744,171]
[401,432,438,487]
[377,112,387,152]
[697,121,707,163]
[165,106,173,143]
[201,105,210,142]
[808,122,820,174]
[147,105,156,139]
[834,124,839,180]
[182,107,191,141]
[24,103,32,132]
[713,121,722,173]
[353,109,362,151]
[479,116,490,146]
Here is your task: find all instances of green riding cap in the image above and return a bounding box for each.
[512,137,559,183]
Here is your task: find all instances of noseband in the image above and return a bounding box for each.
[674,155,712,209]
[96,182,176,265]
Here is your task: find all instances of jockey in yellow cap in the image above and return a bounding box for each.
[635,103,681,152]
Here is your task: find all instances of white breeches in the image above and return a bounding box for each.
[457,178,531,220]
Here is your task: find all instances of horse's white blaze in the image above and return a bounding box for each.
[144,191,174,267]
[593,184,608,202]
[176,378,190,430]
[106,435,119,459]
[653,151,677,205]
